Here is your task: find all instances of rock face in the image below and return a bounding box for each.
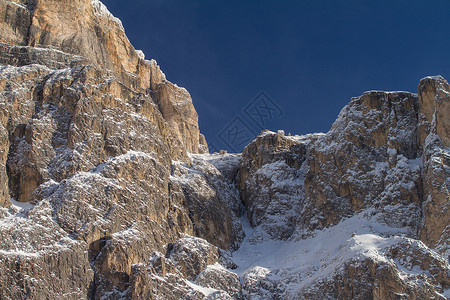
[0,0,233,299]
[0,1,449,300]
[239,131,315,239]
[171,154,243,250]
[418,76,450,250]
[237,82,449,298]
[0,0,207,159]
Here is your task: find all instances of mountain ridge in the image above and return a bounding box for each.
[0,0,448,299]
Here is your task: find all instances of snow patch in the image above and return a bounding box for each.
[135,50,145,60]
[91,0,124,30]
[10,198,35,212]
[232,209,410,294]
[185,280,219,296]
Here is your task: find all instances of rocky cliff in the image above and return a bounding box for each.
[0,1,449,299]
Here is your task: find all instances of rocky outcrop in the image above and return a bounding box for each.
[0,0,237,299]
[235,209,449,299]
[417,76,450,250]
[239,88,446,243]
[302,91,424,235]
[237,82,449,298]
[0,58,230,297]
[196,264,242,300]
[125,236,239,299]
[0,0,207,161]
[171,153,243,250]
[0,202,94,299]
[239,131,317,239]
[296,237,450,299]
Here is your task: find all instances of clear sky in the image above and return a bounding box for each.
[105,0,450,152]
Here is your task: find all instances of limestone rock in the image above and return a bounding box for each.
[171,153,243,250]
[0,0,206,154]
[242,266,283,299]
[418,76,450,250]
[154,81,208,154]
[239,91,429,240]
[126,237,237,300]
[236,87,449,299]
[0,201,94,299]
[0,0,217,298]
[0,116,8,207]
[303,91,423,234]
[195,263,242,300]
[169,236,220,280]
[236,212,449,299]
[297,256,447,300]
[129,266,205,300]
[239,131,315,239]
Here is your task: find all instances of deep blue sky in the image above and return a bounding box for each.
[105,0,450,152]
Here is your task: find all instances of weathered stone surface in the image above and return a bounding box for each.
[154,81,208,154]
[0,0,218,298]
[303,91,423,234]
[0,201,94,299]
[0,0,206,154]
[242,266,283,299]
[0,59,216,298]
[418,76,450,250]
[171,154,243,250]
[0,115,8,207]
[237,220,449,300]
[418,76,450,147]
[169,236,220,280]
[236,88,449,299]
[239,91,428,239]
[298,237,450,300]
[196,263,242,300]
[239,131,314,239]
[129,264,205,300]
[297,256,447,300]
[0,0,33,46]
[127,237,236,300]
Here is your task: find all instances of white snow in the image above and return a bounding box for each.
[232,209,411,294]
[185,280,219,296]
[0,200,77,258]
[135,50,145,60]
[10,198,35,211]
[4,1,27,10]
[287,132,325,143]
[90,0,124,30]
[408,157,423,171]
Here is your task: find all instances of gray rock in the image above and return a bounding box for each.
[196,264,242,300]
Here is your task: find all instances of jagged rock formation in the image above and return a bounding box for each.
[236,80,449,298]
[0,0,229,299]
[0,0,449,299]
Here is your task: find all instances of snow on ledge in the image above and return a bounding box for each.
[91,0,124,30]
[185,280,219,297]
[10,198,35,212]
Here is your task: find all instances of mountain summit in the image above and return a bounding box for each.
[0,1,448,299]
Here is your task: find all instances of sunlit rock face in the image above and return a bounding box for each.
[417,76,450,250]
[0,0,207,161]
[0,0,449,299]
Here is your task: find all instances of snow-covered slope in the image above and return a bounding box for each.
[233,209,448,299]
